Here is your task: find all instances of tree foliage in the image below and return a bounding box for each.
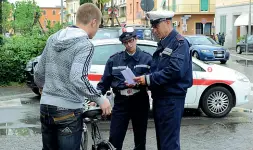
[0,21,63,85]
[2,1,13,34]
[13,0,41,34]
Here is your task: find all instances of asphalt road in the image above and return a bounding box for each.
[1,51,253,149]
[1,94,253,150]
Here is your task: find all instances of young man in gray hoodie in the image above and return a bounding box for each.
[34,3,111,150]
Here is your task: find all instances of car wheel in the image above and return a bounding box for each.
[236,46,242,54]
[201,86,233,118]
[32,87,41,96]
[193,51,200,59]
[220,60,227,64]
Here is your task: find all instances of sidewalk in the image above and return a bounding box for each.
[0,85,32,98]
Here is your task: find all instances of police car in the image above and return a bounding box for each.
[25,39,251,118]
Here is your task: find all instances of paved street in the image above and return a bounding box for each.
[1,51,253,149]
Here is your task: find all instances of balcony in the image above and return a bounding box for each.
[168,4,215,14]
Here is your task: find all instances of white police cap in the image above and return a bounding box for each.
[146,10,175,21]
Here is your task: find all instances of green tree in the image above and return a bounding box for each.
[2,1,13,34]
[13,0,41,35]
[80,0,93,5]
[80,0,110,12]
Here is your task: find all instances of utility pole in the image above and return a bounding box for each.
[246,0,251,66]
[110,0,114,26]
[61,0,64,24]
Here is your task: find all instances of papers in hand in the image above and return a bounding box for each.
[121,67,136,85]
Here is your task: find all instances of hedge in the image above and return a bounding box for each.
[0,24,63,85]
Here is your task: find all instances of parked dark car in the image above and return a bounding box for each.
[25,55,41,95]
[185,35,230,64]
[236,35,253,54]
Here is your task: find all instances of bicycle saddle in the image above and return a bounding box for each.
[82,106,102,118]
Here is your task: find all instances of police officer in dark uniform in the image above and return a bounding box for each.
[96,27,152,150]
[134,11,193,150]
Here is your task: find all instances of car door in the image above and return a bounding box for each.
[185,62,200,105]
[247,35,253,52]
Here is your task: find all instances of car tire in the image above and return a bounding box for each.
[32,87,41,96]
[220,60,227,64]
[193,51,200,59]
[236,46,242,54]
[201,86,233,118]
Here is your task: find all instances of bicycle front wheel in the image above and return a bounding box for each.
[80,123,88,150]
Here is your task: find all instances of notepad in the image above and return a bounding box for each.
[121,67,136,85]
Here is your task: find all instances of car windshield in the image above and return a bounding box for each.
[93,29,120,39]
[190,36,217,45]
[92,44,157,65]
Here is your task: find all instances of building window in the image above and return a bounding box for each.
[43,10,46,15]
[53,21,56,25]
[196,22,212,35]
[136,2,139,12]
[52,10,56,15]
[200,0,209,11]
[220,15,226,34]
[130,4,132,14]
[172,0,176,12]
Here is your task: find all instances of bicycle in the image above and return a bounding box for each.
[80,100,115,150]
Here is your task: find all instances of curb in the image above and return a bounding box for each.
[232,107,253,113]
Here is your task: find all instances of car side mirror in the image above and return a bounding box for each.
[189,43,192,47]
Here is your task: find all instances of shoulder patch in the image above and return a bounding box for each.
[109,51,123,58]
[176,34,184,41]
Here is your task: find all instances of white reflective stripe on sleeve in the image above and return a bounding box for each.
[146,75,151,86]
[112,66,127,70]
[134,65,150,69]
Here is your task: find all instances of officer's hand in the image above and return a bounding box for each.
[134,76,146,85]
[99,98,112,116]
[125,81,135,88]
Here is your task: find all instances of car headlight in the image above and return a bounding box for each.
[25,59,35,71]
[201,50,210,53]
[235,71,250,82]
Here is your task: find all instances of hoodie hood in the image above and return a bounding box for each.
[51,27,89,52]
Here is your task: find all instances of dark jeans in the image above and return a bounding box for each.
[153,97,185,150]
[40,104,83,150]
[109,91,150,150]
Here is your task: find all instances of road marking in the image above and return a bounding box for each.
[230,54,252,60]
[0,98,22,108]
[0,93,34,101]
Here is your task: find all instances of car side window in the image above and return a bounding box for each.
[192,62,205,72]
[92,44,124,65]
[138,45,157,55]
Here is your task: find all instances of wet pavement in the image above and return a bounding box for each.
[1,51,253,149]
[0,94,253,149]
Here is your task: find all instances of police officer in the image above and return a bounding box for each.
[134,11,193,150]
[96,27,152,150]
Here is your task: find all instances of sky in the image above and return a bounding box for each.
[8,0,64,7]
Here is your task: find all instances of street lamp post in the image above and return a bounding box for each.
[246,0,251,66]
[61,0,64,24]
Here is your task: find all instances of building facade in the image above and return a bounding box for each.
[65,0,80,25]
[105,0,127,25]
[39,7,63,30]
[166,0,215,36]
[215,0,252,48]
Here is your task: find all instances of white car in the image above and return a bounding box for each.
[87,39,251,118]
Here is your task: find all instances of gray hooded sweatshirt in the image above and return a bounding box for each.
[34,27,105,109]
